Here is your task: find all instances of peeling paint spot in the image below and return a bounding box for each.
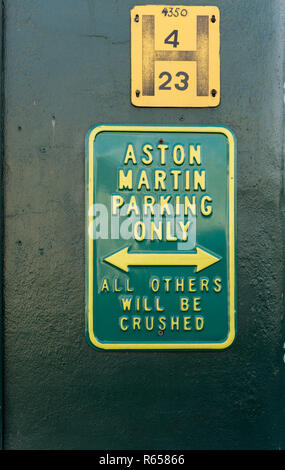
[52,116,56,145]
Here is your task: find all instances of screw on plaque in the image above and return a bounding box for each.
[211,89,217,97]
[136,90,140,97]
[134,14,139,22]
[211,15,216,23]
[158,330,164,336]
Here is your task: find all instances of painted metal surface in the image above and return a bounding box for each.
[131,5,220,107]
[86,125,236,350]
[2,0,285,450]
[0,1,3,452]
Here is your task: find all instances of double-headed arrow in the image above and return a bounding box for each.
[104,246,221,273]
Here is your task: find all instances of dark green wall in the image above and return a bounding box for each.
[2,0,285,449]
[0,1,3,451]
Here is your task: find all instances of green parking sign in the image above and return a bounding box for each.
[86,125,236,350]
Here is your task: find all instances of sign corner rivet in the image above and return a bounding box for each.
[211,89,217,97]
[136,89,140,97]
[211,15,216,23]
[135,14,139,22]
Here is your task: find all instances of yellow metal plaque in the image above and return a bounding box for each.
[131,5,220,107]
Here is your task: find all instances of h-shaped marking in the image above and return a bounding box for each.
[142,15,209,97]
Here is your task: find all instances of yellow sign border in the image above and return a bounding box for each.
[87,125,236,350]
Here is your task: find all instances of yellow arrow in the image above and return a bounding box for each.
[104,246,221,273]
